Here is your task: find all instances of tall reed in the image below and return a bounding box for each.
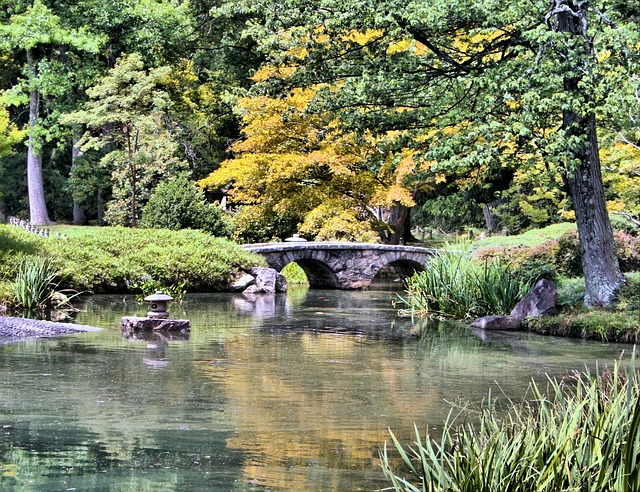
[381,360,640,492]
[398,250,532,319]
[11,257,60,310]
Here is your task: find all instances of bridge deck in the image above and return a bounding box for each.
[241,241,436,254]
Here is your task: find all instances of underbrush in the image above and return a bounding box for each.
[280,262,309,284]
[382,361,640,491]
[475,225,640,280]
[0,225,263,293]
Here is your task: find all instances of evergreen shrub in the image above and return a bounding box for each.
[140,176,231,237]
[475,229,640,280]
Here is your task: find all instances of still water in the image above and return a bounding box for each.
[0,285,632,491]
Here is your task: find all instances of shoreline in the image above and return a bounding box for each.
[0,315,101,343]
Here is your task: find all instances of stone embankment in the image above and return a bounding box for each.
[0,316,100,342]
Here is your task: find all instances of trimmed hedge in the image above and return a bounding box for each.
[0,225,264,293]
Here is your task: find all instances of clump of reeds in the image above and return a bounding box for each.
[11,257,60,310]
[398,250,532,319]
[381,360,640,492]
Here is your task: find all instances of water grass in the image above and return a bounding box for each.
[381,358,640,491]
[11,257,60,310]
[398,250,532,319]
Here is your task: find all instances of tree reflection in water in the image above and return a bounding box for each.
[0,287,631,491]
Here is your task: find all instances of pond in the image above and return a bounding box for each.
[0,285,632,491]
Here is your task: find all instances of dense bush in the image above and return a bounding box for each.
[231,204,300,243]
[0,225,263,293]
[140,176,231,237]
[475,240,559,282]
[554,230,640,276]
[280,262,308,284]
[0,225,42,279]
[382,363,640,491]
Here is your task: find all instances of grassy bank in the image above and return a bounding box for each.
[400,224,640,343]
[0,225,264,298]
[523,273,640,343]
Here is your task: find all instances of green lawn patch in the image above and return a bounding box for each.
[472,222,576,250]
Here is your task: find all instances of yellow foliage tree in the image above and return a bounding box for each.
[197,84,415,243]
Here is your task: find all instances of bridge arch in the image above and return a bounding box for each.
[377,258,425,281]
[242,242,436,290]
[292,258,339,289]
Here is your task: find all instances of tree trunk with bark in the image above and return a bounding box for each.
[380,203,409,245]
[71,127,87,225]
[556,3,626,306]
[97,190,105,226]
[26,50,51,226]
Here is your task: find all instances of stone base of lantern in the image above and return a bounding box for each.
[120,316,191,336]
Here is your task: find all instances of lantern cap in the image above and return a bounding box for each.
[144,291,174,302]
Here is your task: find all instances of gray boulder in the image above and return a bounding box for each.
[276,273,288,293]
[250,267,278,293]
[471,315,521,331]
[229,272,255,292]
[511,279,558,321]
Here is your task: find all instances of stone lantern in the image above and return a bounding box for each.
[284,233,307,242]
[144,291,173,319]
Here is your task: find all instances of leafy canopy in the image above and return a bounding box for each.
[198,82,414,242]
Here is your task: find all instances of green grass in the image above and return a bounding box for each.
[0,224,264,293]
[382,360,640,491]
[472,222,576,250]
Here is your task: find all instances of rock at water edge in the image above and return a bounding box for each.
[471,315,521,331]
[511,279,558,321]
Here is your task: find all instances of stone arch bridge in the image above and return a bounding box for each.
[241,242,436,289]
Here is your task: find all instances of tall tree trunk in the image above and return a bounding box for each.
[97,190,105,226]
[71,126,87,225]
[556,3,625,306]
[482,204,496,233]
[127,129,138,228]
[130,162,137,228]
[382,203,409,245]
[26,49,51,226]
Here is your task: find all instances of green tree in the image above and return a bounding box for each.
[222,0,639,306]
[61,53,189,227]
[0,103,26,218]
[0,0,103,225]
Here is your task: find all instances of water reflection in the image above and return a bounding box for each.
[0,287,632,491]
